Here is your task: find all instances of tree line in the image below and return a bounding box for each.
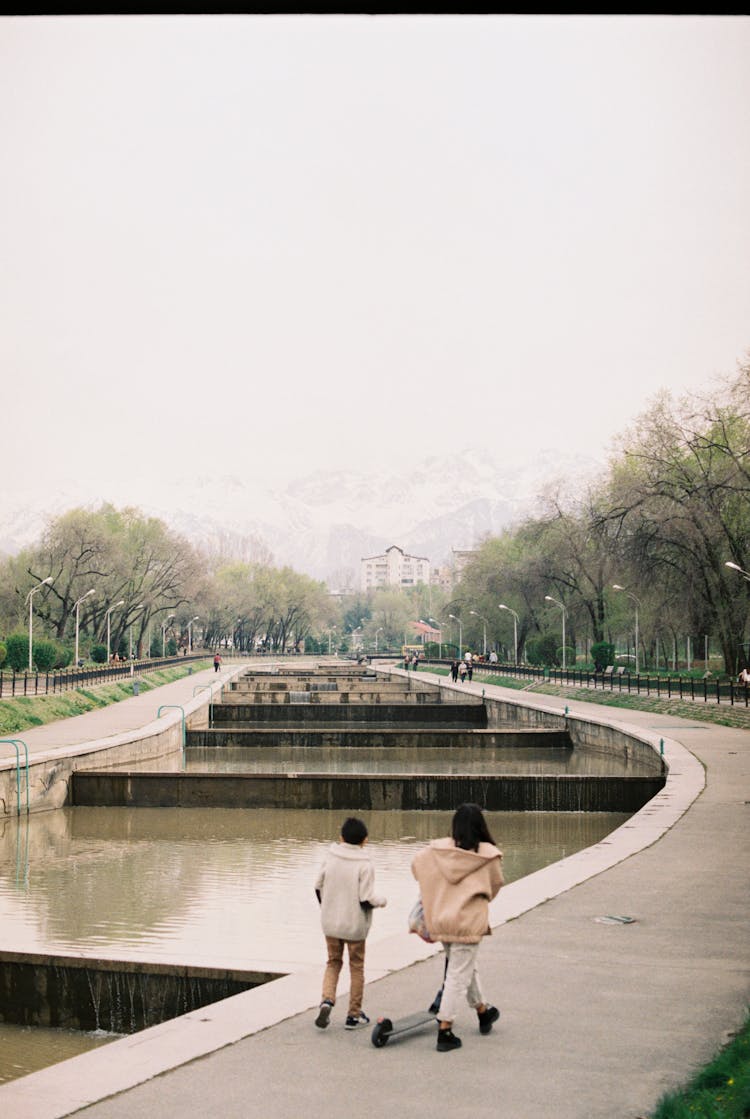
[449,363,750,675]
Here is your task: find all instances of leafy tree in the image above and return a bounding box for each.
[91,644,108,664]
[0,641,6,668]
[591,641,615,671]
[32,640,59,671]
[526,634,559,666]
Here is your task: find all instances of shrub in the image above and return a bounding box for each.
[591,642,615,672]
[33,640,58,671]
[55,647,73,668]
[90,644,108,664]
[557,646,576,668]
[0,641,5,668]
[167,637,178,656]
[4,633,29,671]
[526,634,559,666]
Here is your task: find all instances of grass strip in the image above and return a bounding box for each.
[0,662,211,736]
[650,1012,750,1118]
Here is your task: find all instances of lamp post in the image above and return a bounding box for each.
[161,613,175,657]
[129,603,145,661]
[448,614,463,657]
[544,595,567,671]
[375,627,383,654]
[328,626,337,655]
[613,584,641,674]
[429,618,445,659]
[498,604,519,665]
[106,600,125,662]
[74,589,96,668]
[469,610,488,656]
[725,561,750,582]
[26,576,53,671]
[187,615,199,654]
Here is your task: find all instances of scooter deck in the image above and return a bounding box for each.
[371,1009,437,1047]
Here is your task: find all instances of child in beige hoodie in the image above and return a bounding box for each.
[314,817,387,1030]
[412,803,503,1051]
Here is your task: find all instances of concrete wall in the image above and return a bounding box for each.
[0,951,280,1033]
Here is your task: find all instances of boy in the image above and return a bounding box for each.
[314,816,387,1029]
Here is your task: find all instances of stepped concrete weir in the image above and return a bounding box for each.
[0,951,280,1034]
[71,665,665,813]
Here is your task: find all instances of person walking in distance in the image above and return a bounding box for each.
[314,817,387,1030]
[411,803,503,1051]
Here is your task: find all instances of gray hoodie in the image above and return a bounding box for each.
[315,842,387,941]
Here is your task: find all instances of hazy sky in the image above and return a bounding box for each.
[2,14,749,496]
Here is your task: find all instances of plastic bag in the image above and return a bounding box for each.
[408,897,434,943]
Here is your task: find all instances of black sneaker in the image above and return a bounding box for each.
[344,1012,370,1029]
[315,1000,333,1029]
[478,1005,500,1035]
[436,1027,462,1052]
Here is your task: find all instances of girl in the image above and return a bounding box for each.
[411,803,503,1051]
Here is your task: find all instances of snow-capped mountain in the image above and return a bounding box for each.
[0,448,600,583]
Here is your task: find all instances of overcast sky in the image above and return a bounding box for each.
[2,14,749,498]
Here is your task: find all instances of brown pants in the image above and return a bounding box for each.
[322,937,366,1016]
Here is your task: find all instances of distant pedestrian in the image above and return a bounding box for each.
[450,660,459,682]
[314,817,387,1031]
[739,667,750,686]
[458,660,467,683]
[467,660,473,681]
[213,652,222,673]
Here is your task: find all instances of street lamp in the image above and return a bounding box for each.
[161,613,175,657]
[613,584,642,674]
[25,576,53,671]
[74,588,96,668]
[498,604,519,666]
[725,561,750,582]
[448,614,463,657]
[187,615,199,654]
[129,603,145,661]
[375,627,383,653]
[105,600,125,662]
[469,610,488,656]
[429,618,445,659]
[544,595,567,671]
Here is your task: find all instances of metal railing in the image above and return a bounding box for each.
[419,659,750,708]
[0,653,208,699]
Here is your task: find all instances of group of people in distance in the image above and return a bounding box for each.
[313,803,503,1052]
[450,653,474,682]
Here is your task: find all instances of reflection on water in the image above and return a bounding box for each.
[0,806,628,1083]
[183,745,653,776]
[0,1023,117,1086]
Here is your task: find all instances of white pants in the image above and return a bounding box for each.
[439,942,485,1024]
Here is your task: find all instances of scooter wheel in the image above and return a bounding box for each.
[371,1018,393,1047]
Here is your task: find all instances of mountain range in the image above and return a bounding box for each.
[0,448,601,586]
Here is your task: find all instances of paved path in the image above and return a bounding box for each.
[1,666,748,1119]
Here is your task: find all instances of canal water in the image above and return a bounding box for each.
[0,805,629,1084]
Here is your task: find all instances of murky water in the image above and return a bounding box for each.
[0,805,628,1083]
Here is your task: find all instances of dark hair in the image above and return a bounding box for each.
[341,817,368,845]
[451,803,496,851]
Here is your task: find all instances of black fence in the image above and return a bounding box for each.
[419,659,750,708]
[0,653,208,699]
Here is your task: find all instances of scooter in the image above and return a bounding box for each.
[371,965,446,1048]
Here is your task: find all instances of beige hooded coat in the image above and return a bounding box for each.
[411,838,503,944]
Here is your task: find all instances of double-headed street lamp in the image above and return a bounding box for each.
[469,610,488,656]
[725,561,750,582]
[498,604,519,665]
[544,595,567,671]
[613,584,641,674]
[429,618,445,659]
[26,576,53,671]
[74,588,96,668]
[105,600,125,662]
[448,614,463,657]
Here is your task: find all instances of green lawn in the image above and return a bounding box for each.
[0,661,211,736]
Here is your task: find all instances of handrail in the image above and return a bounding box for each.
[0,738,30,815]
[192,683,221,728]
[156,705,186,748]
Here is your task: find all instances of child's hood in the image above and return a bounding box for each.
[429,838,502,884]
[327,842,372,862]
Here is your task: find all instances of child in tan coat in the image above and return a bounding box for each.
[411,803,503,1051]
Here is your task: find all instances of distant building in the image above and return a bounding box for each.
[360,545,431,592]
[451,548,477,583]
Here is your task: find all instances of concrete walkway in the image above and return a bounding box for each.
[1,666,749,1119]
